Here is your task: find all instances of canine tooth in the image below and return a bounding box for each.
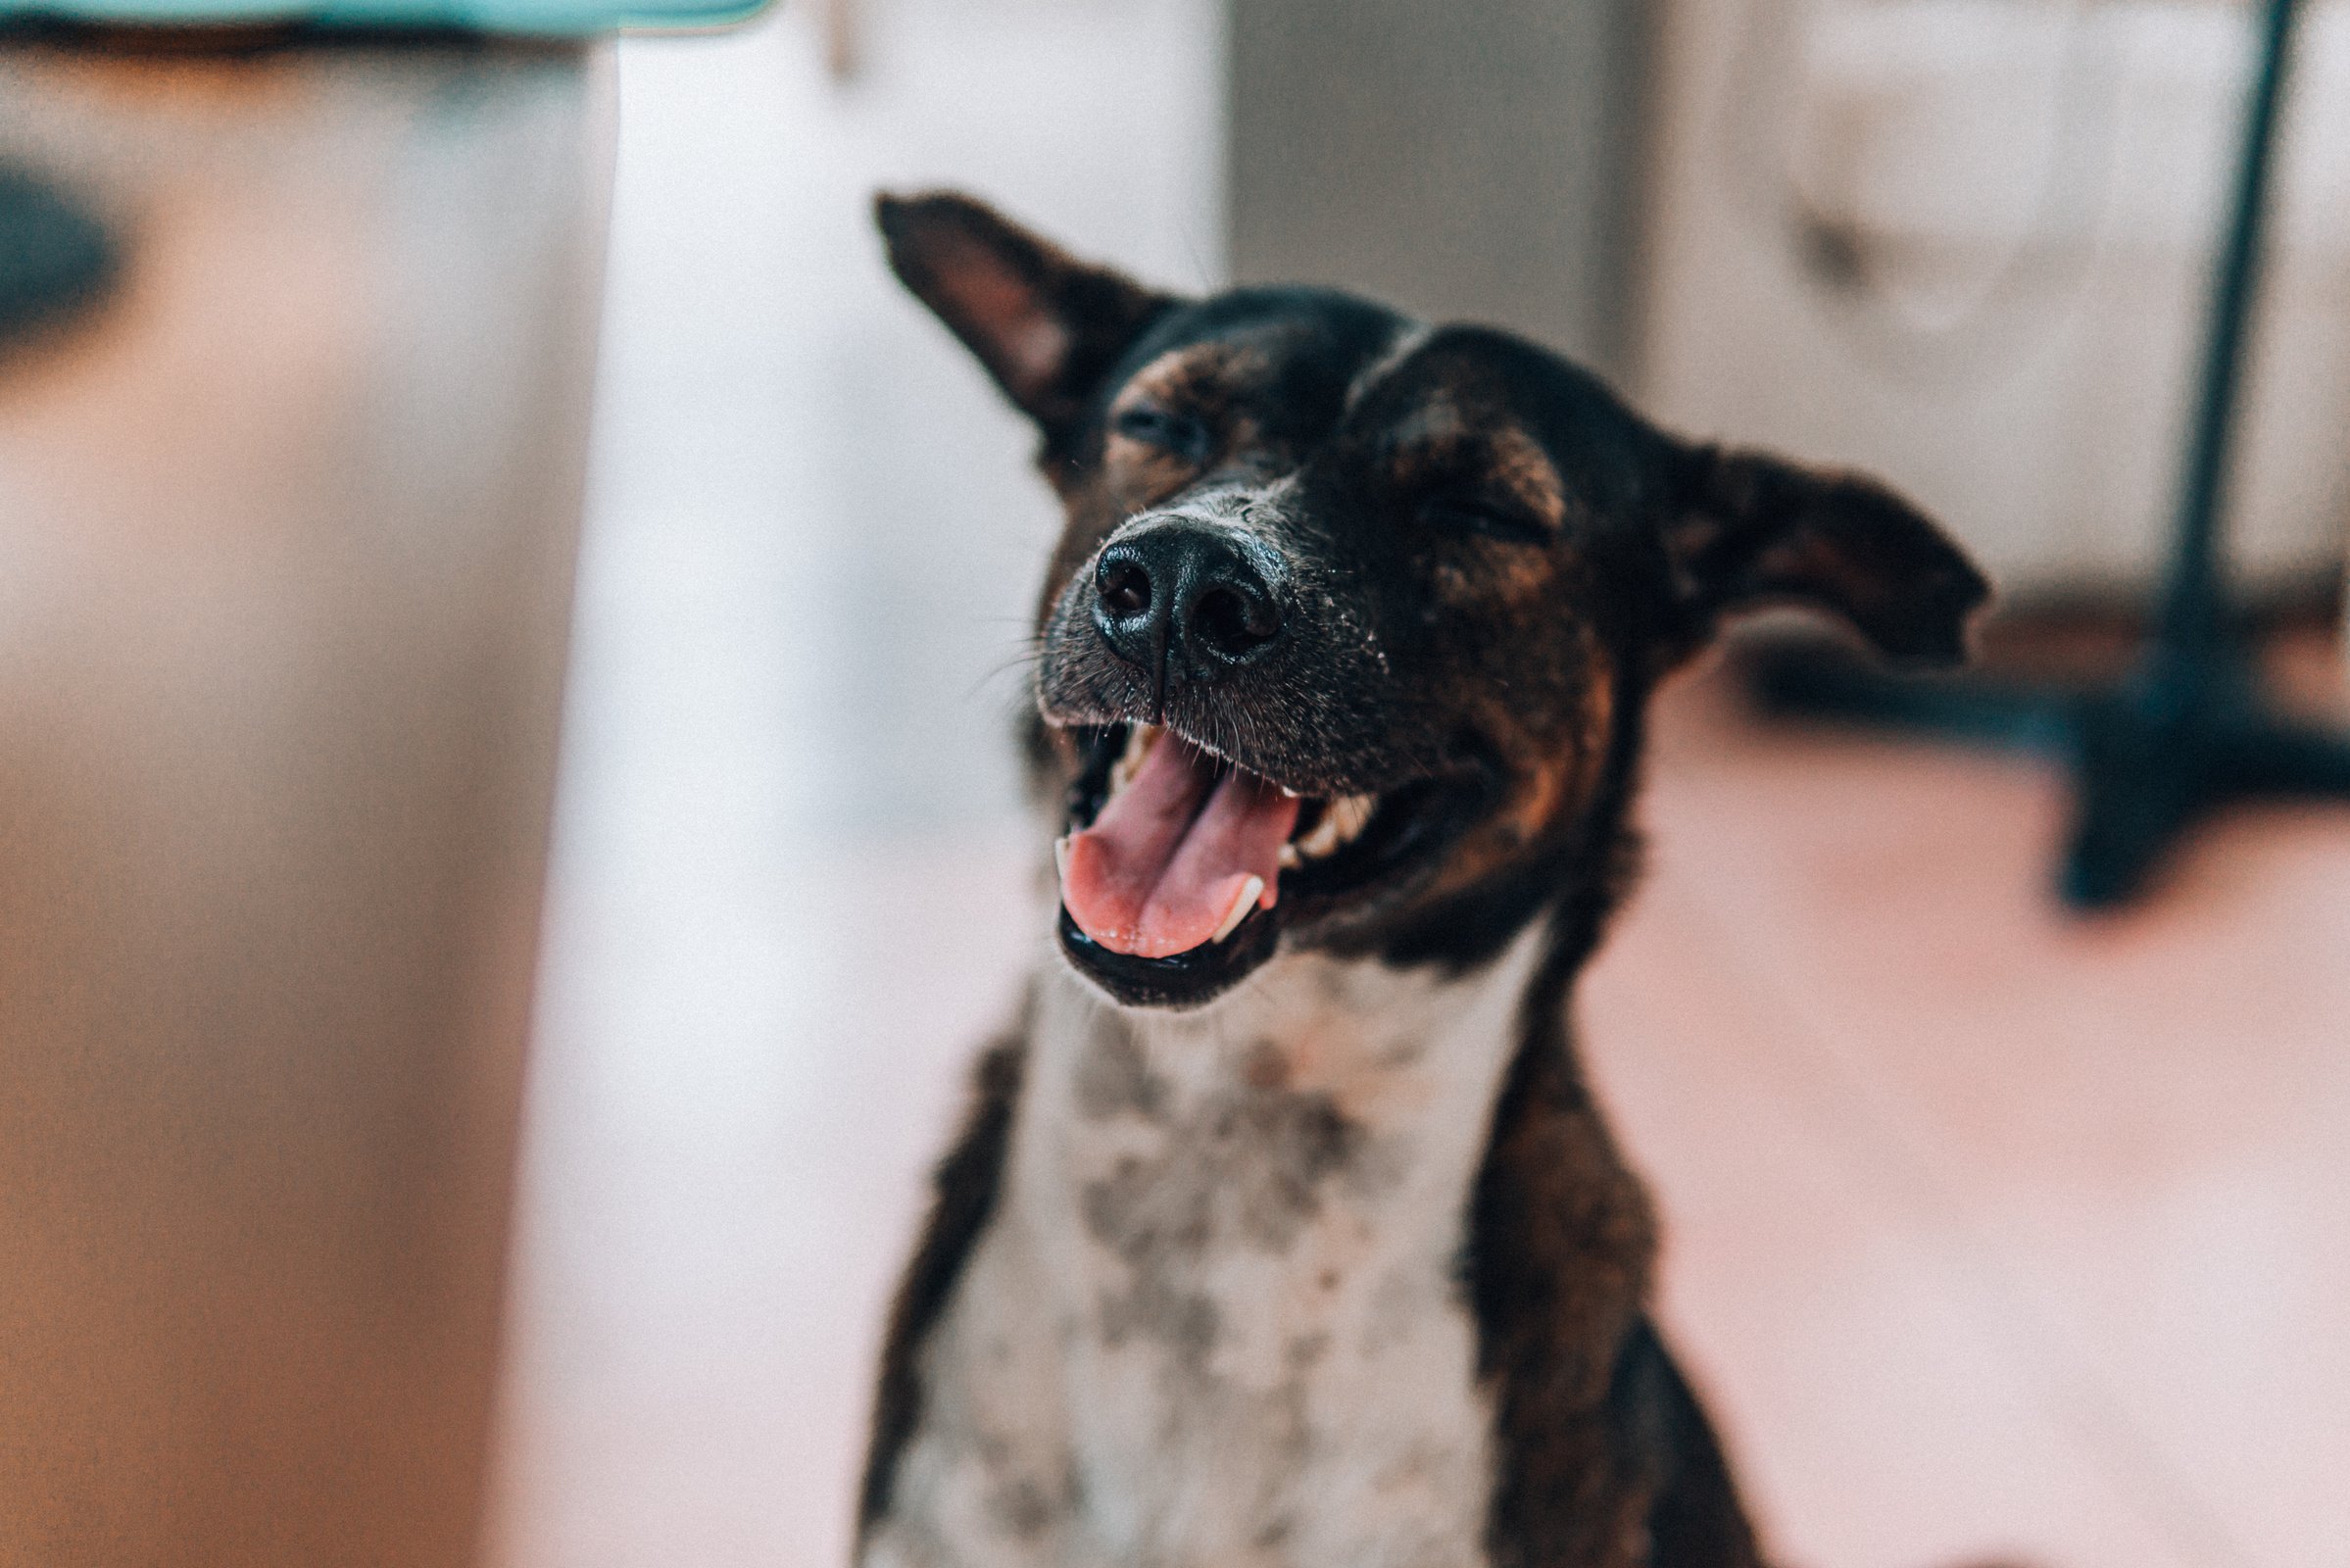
[1109,723,1162,798]
[1211,876,1263,943]
[1277,843,1301,871]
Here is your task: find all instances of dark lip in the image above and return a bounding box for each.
[1056,905,1282,1009]
[1051,719,1490,1008]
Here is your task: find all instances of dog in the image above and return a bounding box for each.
[856,190,1988,1568]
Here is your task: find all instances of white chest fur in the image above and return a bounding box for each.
[865,927,1544,1568]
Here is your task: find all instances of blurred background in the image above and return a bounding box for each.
[477,2,2349,1567]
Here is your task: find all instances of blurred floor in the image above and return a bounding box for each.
[484,8,2350,1568]
[1583,656,2350,1568]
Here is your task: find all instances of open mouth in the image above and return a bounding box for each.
[1052,722,1470,1006]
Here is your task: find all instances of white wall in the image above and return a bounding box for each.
[580,0,1224,839]
[1640,0,2350,593]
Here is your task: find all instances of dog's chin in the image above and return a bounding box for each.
[1049,720,1489,1011]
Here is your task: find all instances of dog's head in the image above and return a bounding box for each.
[880,191,1987,1009]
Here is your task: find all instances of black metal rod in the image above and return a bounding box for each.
[2155,0,2302,663]
[1743,0,2350,912]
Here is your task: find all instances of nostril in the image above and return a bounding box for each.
[1098,524,1282,676]
[1191,584,1278,659]
[1100,561,1153,618]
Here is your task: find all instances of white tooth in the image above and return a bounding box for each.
[1280,785,1300,799]
[1329,793,1375,843]
[1109,723,1162,798]
[1292,793,1377,862]
[1211,875,1264,943]
[1277,843,1300,871]
[1296,812,1344,861]
[1053,835,1072,881]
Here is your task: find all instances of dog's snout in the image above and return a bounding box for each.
[1093,521,1282,681]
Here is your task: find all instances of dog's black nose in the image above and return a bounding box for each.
[1093,521,1282,680]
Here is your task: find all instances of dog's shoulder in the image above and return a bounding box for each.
[858,1012,1030,1542]
[1465,995,1765,1568]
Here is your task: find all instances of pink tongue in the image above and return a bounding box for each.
[1060,736,1300,958]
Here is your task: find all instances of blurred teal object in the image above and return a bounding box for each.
[0,0,765,34]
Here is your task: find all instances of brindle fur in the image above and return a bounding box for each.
[859,191,1985,1567]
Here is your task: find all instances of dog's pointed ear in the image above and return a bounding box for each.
[1658,444,1989,665]
[876,190,1176,451]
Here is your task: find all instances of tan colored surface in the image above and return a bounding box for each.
[0,40,608,1566]
[1586,655,2350,1568]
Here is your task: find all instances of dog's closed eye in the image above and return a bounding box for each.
[1418,490,1552,547]
[1112,403,1214,466]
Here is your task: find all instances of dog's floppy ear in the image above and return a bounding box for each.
[1658,444,1989,665]
[876,190,1176,455]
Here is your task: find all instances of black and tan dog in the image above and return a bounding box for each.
[857,191,1987,1568]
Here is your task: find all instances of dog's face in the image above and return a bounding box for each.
[880,192,1987,1009]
